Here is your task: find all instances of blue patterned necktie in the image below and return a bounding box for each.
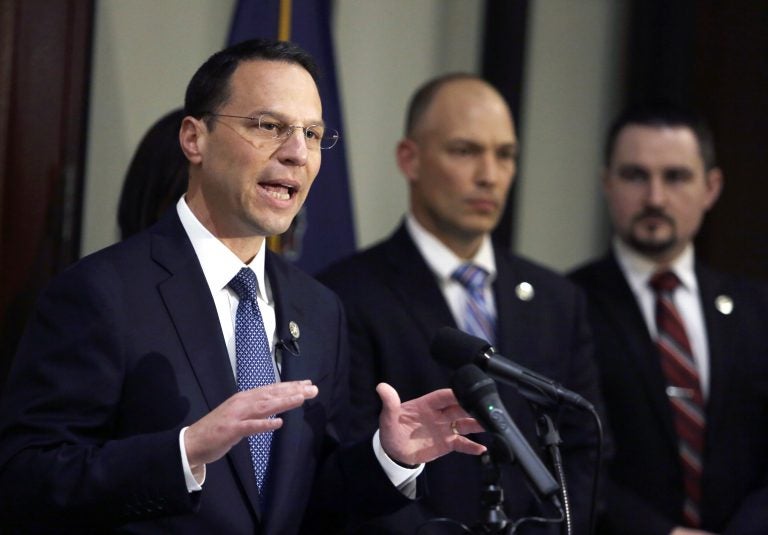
[228,267,276,497]
[452,263,496,346]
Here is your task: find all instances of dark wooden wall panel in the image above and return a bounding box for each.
[0,0,94,391]
[481,0,529,250]
[625,0,768,280]
[693,3,768,280]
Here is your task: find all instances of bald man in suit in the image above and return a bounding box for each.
[320,74,603,534]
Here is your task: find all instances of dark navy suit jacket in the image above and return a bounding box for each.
[0,210,408,534]
[319,223,603,534]
[569,253,768,535]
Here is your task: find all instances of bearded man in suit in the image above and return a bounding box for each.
[569,103,768,535]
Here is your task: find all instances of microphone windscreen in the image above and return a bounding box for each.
[430,326,491,369]
[450,364,497,409]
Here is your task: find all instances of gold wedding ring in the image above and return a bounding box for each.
[450,420,459,435]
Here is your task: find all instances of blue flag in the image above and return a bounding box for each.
[228,0,356,274]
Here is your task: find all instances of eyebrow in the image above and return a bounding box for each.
[448,137,518,149]
[246,109,326,127]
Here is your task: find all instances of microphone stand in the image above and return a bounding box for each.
[472,440,509,534]
[536,413,572,535]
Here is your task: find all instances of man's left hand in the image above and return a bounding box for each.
[377,382,486,466]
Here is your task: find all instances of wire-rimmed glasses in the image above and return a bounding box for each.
[205,112,339,150]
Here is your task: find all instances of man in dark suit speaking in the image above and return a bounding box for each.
[319,74,603,533]
[569,104,768,534]
[0,39,486,534]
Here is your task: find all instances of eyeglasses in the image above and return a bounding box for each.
[205,112,339,150]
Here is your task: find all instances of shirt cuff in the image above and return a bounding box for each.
[180,426,205,492]
[372,429,424,496]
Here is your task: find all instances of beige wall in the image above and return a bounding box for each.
[83,0,625,273]
[516,0,627,271]
[83,0,236,255]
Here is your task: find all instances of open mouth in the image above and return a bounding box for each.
[260,182,297,201]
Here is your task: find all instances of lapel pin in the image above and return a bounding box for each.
[515,282,534,301]
[289,321,300,339]
[714,295,733,315]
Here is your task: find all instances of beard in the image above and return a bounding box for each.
[627,233,677,256]
[626,209,677,256]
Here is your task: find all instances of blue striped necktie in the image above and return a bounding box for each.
[452,263,496,346]
[649,270,705,528]
[228,267,276,497]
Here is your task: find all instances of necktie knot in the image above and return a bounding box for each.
[452,263,490,292]
[649,270,680,295]
[452,263,495,345]
[229,267,258,302]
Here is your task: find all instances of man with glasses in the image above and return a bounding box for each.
[0,39,486,534]
[319,73,603,533]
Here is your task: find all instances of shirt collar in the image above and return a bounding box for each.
[612,236,697,293]
[405,213,496,283]
[176,196,268,300]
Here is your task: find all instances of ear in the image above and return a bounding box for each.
[396,138,419,183]
[703,166,724,210]
[179,116,206,165]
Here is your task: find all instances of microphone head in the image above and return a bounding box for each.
[430,326,492,369]
[450,364,498,410]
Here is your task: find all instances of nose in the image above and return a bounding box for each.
[646,175,667,206]
[476,151,500,186]
[276,127,309,166]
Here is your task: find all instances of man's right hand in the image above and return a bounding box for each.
[184,380,318,476]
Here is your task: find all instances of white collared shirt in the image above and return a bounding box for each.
[177,197,279,380]
[613,238,710,397]
[405,213,498,328]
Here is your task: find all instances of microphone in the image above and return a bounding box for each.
[432,326,593,411]
[451,364,560,498]
[276,320,301,357]
[276,337,300,357]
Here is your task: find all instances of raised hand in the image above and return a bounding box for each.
[184,380,318,476]
[376,383,486,466]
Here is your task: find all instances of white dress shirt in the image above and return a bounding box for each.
[405,213,497,329]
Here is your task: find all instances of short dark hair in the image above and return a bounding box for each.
[604,102,717,170]
[404,72,482,137]
[118,108,188,239]
[184,38,318,127]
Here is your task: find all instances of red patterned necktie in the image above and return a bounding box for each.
[649,270,705,527]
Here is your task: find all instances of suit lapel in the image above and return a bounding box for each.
[150,213,262,519]
[381,225,457,338]
[492,252,527,358]
[261,253,322,533]
[695,265,733,451]
[597,256,680,450]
